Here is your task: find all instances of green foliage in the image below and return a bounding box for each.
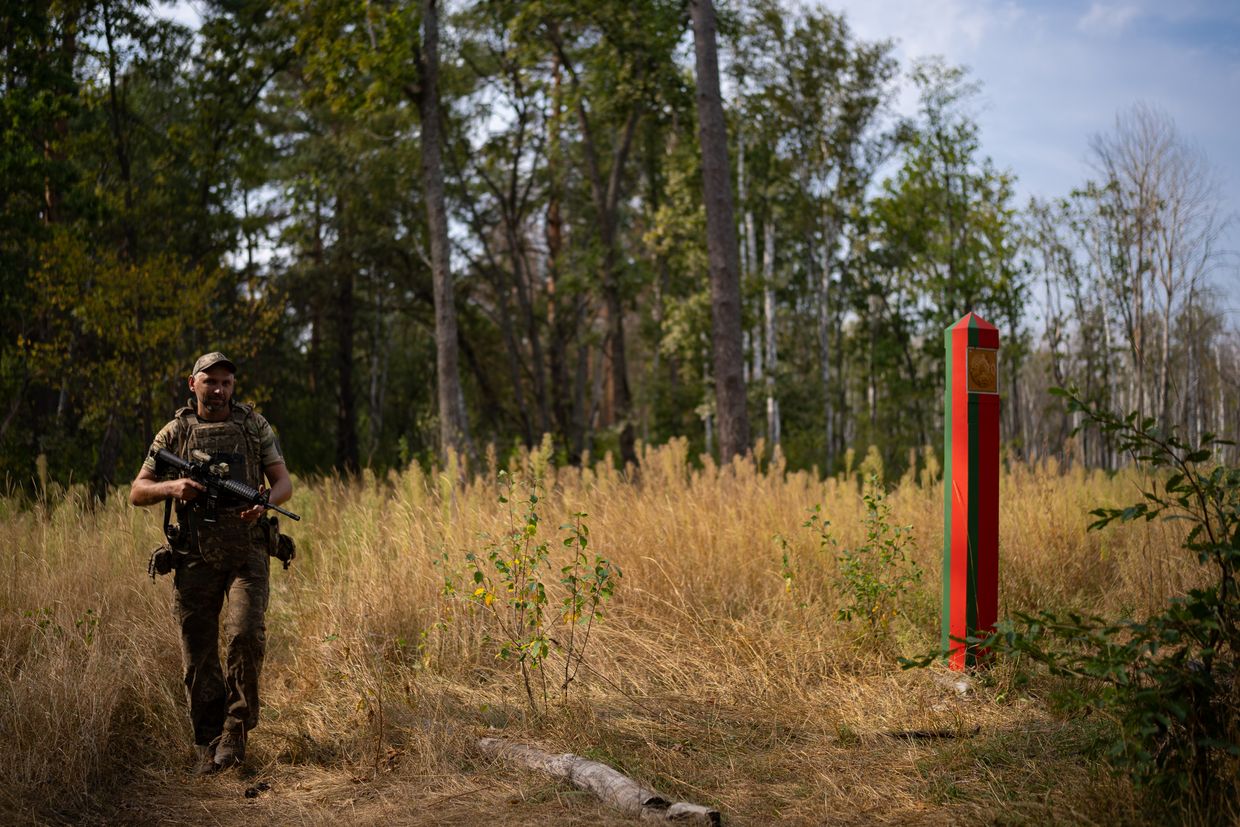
[0,0,289,492]
[463,471,551,710]
[455,471,620,711]
[3,0,1229,499]
[774,532,801,605]
[557,510,620,703]
[19,606,99,650]
[858,59,1029,464]
[729,1,903,472]
[914,389,1239,818]
[816,477,922,638]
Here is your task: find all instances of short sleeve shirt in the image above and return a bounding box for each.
[141,407,284,474]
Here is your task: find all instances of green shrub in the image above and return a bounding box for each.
[454,471,621,712]
[909,389,1239,820]
[812,476,923,640]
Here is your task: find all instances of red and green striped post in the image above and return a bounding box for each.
[943,312,1000,670]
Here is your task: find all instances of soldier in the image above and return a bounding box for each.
[130,352,293,774]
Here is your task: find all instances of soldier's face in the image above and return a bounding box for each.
[189,367,235,417]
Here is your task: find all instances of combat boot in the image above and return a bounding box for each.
[194,743,219,775]
[213,721,247,769]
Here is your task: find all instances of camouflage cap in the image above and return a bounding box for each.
[192,352,237,376]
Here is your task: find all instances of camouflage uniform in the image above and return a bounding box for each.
[143,400,283,751]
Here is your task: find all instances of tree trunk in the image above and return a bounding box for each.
[1185,283,1201,444]
[816,224,833,471]
[368,284,388,461]
[504,209,551,436]
[545,56,576,458]
[762,220,779,446]
[1102,307,1115,469]
[739,130,755,283]
[335,258,359,474]
[564,74,637,464]
[309,195,324,410]
[834,285,849,462]
[101,0,137,260]
[494,273,535,446]
[91,412,121,505]
[1134,222,1146,422]
[1158,276,1173,431]
[494,81,551,438]
[96,1,136,500]
[815,166,853,471]
[419,0,472,463]
[1186,318,1198,444]
[573,330,589,461]
[602,252,634,465]
[867,293,879,430]
[42,4,77,226]
[1008,345,1023,458]
[1215,345,1225,454]
[547,27,643,466]
[740,131,763,411]
[690,0,749,462]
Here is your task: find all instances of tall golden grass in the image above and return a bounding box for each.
[0,441,1201,825]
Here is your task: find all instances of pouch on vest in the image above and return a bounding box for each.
[264,516,296,569]
[184,419,262,568]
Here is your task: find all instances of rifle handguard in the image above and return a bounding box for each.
[152,447,301,520]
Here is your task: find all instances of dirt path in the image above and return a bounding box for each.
[77,666,1130,827]
[103,760,645,826]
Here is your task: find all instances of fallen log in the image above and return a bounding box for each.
[478,737,721,825]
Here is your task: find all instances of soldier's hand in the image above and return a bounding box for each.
[167,478,205,502]
[239,486,267,522]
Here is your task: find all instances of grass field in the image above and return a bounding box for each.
[0,440,1206,825]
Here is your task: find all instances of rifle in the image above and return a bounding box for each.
[152,447,301,522]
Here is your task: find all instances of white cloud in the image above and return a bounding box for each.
[831,0,1025,59]
[154,0,202,28]
[1077,2,1142,35]
[818,0,1240,317]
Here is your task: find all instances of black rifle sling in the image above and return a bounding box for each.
[162,496,176,545]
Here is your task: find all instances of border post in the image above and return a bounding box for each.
[943,312,1000,670]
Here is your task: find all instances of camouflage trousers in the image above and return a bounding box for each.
[172,545,269,747]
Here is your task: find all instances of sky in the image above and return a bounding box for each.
[826,0,1240,321]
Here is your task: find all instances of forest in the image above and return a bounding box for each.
[4,0,1235,494]
[4,2,1240,824]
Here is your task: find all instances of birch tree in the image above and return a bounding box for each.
[418,0,472,462]
[1087,104,1226,436]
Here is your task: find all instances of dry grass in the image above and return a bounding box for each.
[0,440,1196,825]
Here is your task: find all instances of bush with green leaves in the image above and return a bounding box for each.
[806,476,923,639]
[456,471,621,712]
[909,389,1238,819]
[556,510,619,704]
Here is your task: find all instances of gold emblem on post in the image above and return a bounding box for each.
[967,348,998,393]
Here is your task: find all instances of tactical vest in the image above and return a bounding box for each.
[172,400,266,569]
